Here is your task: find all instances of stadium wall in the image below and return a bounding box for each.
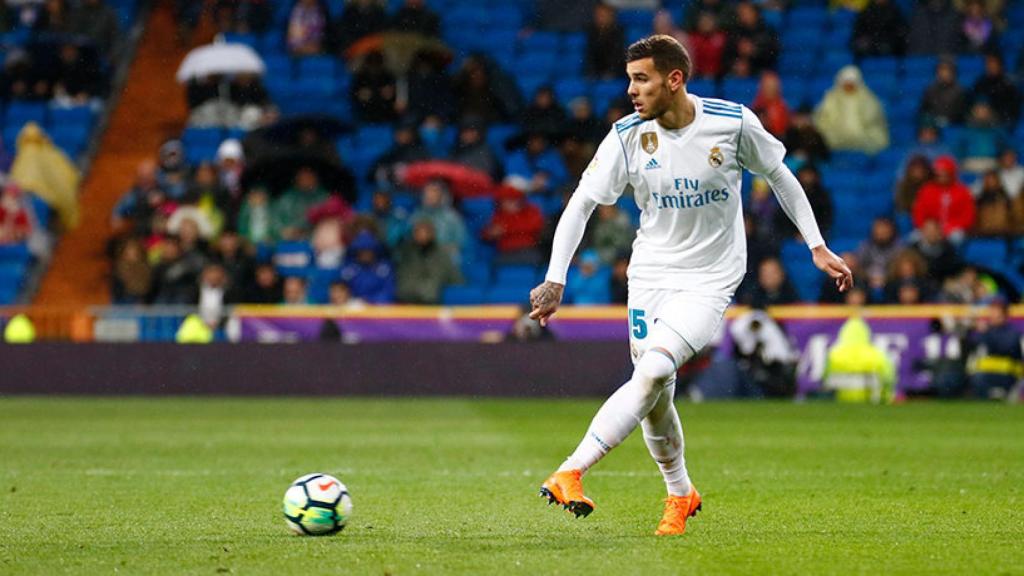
[0,343,632,396]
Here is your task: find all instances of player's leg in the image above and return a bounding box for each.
[641,380,690,497]
[557,321,688,475]
[644,292,730,535]
[541,317,689,517]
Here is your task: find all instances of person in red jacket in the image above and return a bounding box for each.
[482,185,545,265]
[912,155,976,242]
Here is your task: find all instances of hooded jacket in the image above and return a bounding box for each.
[813,66,889,154]
[824,317,895,403]
[911,156,976,236]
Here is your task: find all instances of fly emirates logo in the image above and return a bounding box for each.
[652,178,730,210]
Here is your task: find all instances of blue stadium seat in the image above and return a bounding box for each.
[485,284,531,305]
[5,102,47,126]
[687,78,716,98]
[787,7,829,29]
[963,239,1008,271]
[28,194,51,230]
[562,33,586,52]
[829,151,872,170]
[519,31,560,53]
[515,52,558,76]
[554,78,590,103]
[618,9,654,28]
[460,261,491,286]
[495,264,540,286]
[273,241,314,277]
[297,55,337,79]
[720,77,758,106]
[591,79,627,111]
[0,243,30,264]
[442,285,486,305]
[957,55,985,84]
[859,56,900,77]
[902,55,938,78]
[181,127,224,148]
[486,123,518,159]
[49,106,93,130]
[0,261,27,289]
[223,32,257,47]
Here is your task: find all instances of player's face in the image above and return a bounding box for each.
[627,58,675,120]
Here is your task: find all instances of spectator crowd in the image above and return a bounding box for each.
[103,0,1024,315]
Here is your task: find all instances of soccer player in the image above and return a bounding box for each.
[531,35,853,536]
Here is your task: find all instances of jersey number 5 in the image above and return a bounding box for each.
[629,309,648,339]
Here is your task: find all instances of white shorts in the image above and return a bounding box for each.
[626,288,731,365]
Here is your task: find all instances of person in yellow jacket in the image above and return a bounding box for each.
[175,313,213,344]
[822,316,896,403]
[3,313,35,343]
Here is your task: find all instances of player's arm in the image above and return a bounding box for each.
[530,129,630,325]
[530,193,598,325]
[738,107,853,293]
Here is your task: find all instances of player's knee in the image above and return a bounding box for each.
[634,348,678,394]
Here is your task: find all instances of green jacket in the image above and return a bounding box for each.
[270,187,329,240]
[395,242,463,304]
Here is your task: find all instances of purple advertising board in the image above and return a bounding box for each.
[234,305,1019,394]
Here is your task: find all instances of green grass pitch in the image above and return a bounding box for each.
[1,398,1022,575]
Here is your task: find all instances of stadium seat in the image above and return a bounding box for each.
[461,257,492,284]
[495,264,540,286]
[963,239,1009,271]
[519,32,560,53]
[273,241,314,277]
[618,9,654,28]
[859,57,900,77]
[485,284,531,305]
[554,78,590,103]
[0,243,31,264]
[49,106,93,130]
[720,77,759,106]
[787,7,829,29]
[5,102,47,127]
[442,285,486,305]
[297,56,337,79]
[181,127,224,149]
[687,78,716,99]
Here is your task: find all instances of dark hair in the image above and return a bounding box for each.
[625,35,691,82]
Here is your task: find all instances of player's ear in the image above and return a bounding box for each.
[668,69,685,92]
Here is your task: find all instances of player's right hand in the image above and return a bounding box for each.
[529,281,565,327]
[811,245,854,293]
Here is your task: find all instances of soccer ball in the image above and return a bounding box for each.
[282,473,353,536]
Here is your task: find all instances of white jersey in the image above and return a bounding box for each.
[576,95,787,295]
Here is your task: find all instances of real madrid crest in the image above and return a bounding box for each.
[641,132,658,154]
[709,146,724,168]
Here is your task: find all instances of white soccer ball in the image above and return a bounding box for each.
[282,473,353,536]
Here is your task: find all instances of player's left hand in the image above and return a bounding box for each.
[811,245,853,293]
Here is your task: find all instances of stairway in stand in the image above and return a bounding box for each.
[35,0,212,306]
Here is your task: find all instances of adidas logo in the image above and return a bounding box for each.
[645,157,661,170]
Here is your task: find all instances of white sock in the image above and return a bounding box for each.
[641,384,691,496]
[558,352,676,473]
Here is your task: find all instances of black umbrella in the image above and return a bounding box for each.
[241,152,357,204]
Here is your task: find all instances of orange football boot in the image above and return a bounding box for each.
[654,486,702,536]
[539,469,595,518]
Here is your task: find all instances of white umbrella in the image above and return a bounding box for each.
[176,42,265,83]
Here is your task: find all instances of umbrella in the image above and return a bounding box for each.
[343,32,452,75]
[400,160,495,198]
[242,152,357,204]
[176,42,265,83]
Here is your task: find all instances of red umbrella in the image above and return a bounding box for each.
[400,161,495,198]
